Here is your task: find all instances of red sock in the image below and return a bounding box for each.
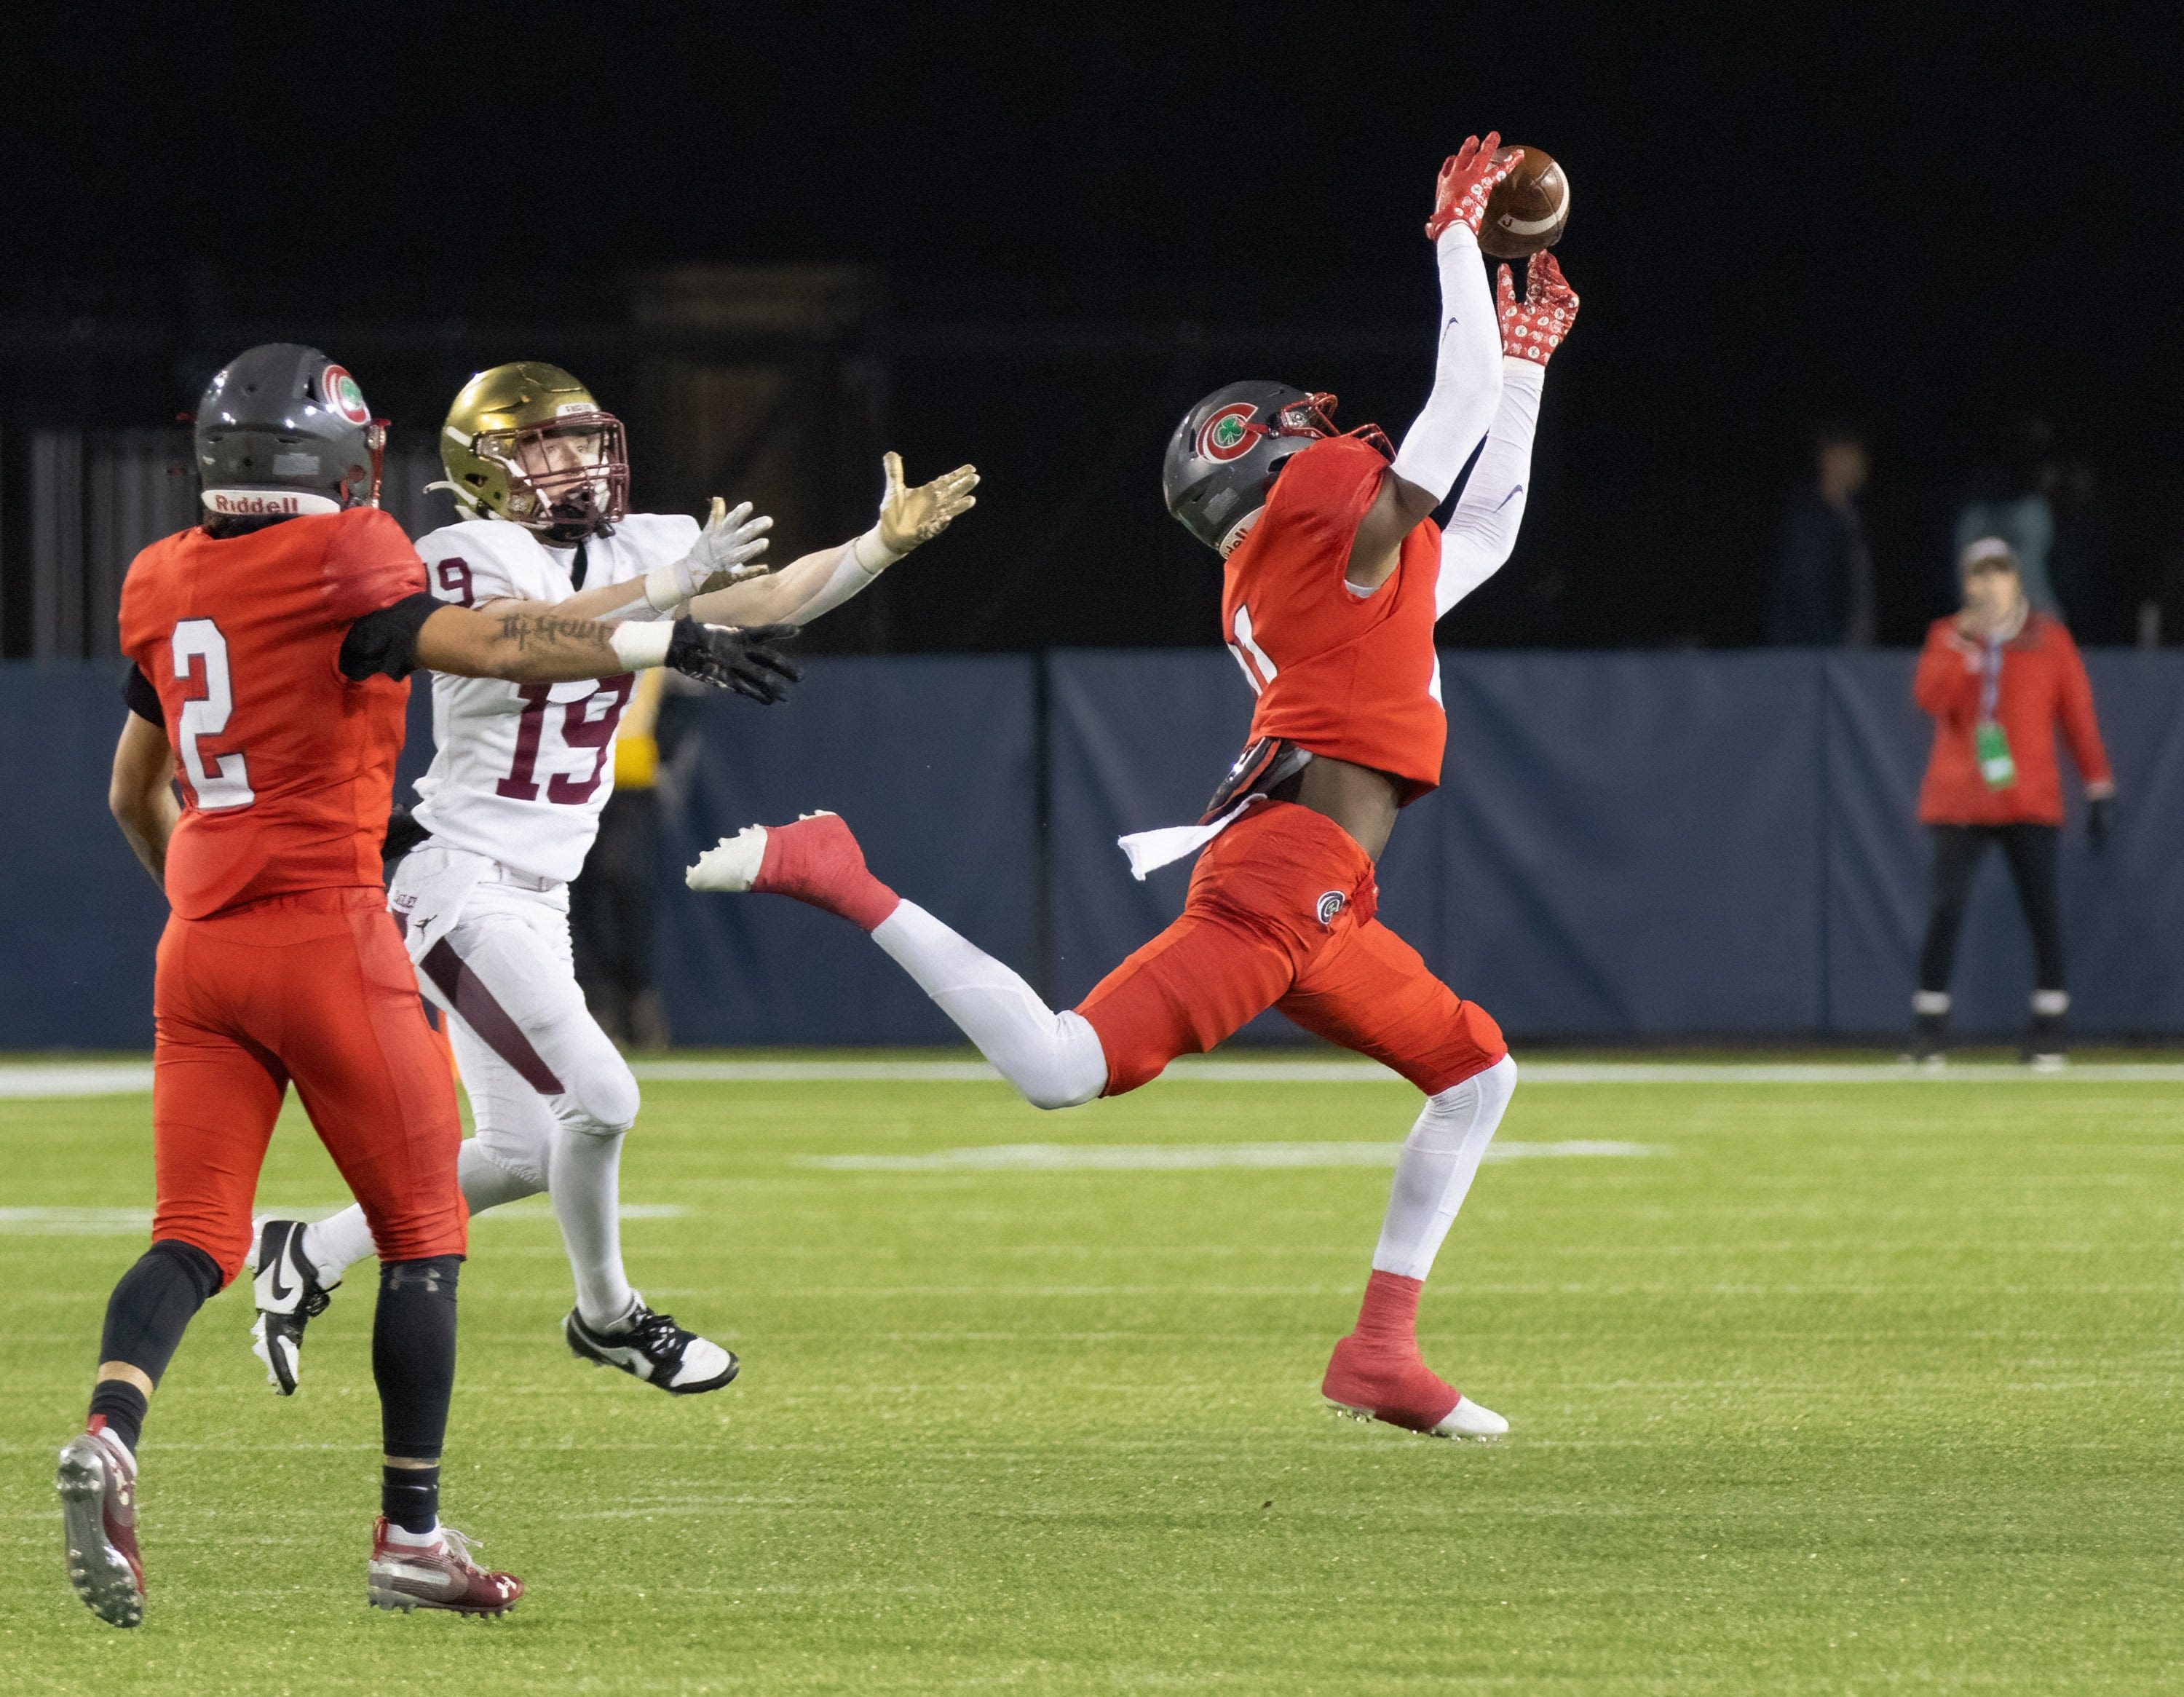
[757,815,901,933]
[1350,1269,1423,1354]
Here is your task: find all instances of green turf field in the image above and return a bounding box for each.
[3,1058,2178,1693]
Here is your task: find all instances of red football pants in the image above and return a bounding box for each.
[1077,802,1506,1096]
[150,886,467,1284]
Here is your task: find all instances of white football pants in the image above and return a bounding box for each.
[304,858,642,1329]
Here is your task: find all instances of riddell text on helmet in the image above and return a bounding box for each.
[203,490,341,516]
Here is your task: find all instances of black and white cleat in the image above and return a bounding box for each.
[563,1297,740,1395]
[250,1218,336,1396]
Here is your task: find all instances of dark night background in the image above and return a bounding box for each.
[4,4,2179,652]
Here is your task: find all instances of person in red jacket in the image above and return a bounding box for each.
[1908,537,2113,1065]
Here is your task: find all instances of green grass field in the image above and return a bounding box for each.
[3,1057,2179,1693]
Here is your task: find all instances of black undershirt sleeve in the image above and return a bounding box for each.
[339,590,442,682]
[122,662,164,727]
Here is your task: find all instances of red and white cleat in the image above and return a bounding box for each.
[366,1518,523,1616]
[1321,1334,1508,1441]
[56,1421,143,1627]
[686,811,900,931]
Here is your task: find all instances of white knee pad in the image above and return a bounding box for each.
[1416,1053,1516,1146]
[1018,1010,1109,1111]
[558,1045,641,1139]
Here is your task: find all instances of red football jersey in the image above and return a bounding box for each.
[118,507,425,919]
[1221,435,1445,802]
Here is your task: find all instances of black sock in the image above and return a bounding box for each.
[381,1464,442,1535]
[87,1382,149,1453]
[89,1239,224,1449]
[372,1254,461,1519]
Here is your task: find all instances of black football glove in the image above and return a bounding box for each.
[2087,795,2112,855]
[665,618,802,704]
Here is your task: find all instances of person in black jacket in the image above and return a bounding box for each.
[1767,426,1875,646]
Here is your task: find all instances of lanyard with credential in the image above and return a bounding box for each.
[1974,634,2017,790]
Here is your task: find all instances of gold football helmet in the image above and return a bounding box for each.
[437,362,630,542]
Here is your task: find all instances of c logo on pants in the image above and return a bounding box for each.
[1315,890,1348,927]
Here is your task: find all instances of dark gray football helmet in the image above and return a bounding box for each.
[194,343,383,521]
[1162,381,1347,555]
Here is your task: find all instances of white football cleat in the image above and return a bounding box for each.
[685,825,769,892]
[1428,1396,1509,1441]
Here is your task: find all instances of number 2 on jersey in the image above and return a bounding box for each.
[171,618,256,811]
[495,678,635,805]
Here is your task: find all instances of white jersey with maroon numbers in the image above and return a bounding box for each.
[410,513,697,884]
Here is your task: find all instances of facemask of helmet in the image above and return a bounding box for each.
[472,412,630,545]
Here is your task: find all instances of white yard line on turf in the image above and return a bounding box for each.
[641,1059,2184,1085]
[5,1059,2184,1099]
[797,1139,1656,1173]
[0,1203,684,1235]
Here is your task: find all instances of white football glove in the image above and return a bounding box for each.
[643,498,775,614]
[850,454,979,569]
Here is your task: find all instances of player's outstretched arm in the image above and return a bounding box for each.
[1436,250,1580,617]
[412,603,804,703]
[108,713,178,886]
[543,499,779,625]
[687,453,978,627]
[1347,135,1515,593]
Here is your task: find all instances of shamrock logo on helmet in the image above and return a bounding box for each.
[323,365,372,426]
[1199,402,1262,464]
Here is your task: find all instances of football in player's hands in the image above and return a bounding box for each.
[665,617,803,704]
[877,452,979,556]
[1425,133,1517,243]
[1481,146,1570,258]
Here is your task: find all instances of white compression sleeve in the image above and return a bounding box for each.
[1435,360,1543,617]
[1370,1056,1517,1280]
[781,537,887,623]
[1388,226,1504,502]
[870,901,1108,1109]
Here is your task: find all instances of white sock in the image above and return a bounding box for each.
[550,1125,638,1331]
[870,901,1107,1109]
[383,1519,442,1548]
[1370,1055,1518,1280]
[301,1207,379,1289]
[301,1140,545,1287]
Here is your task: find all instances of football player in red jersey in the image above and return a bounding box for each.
[58,343,801,1628]
[687,137,1579,1441]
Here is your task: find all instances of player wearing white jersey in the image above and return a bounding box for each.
[251,362,976,1396]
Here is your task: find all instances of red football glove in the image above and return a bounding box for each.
[1424,133,1517,242]
[1497,250,1579,366]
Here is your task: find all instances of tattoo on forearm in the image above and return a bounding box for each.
[496,612,611,654]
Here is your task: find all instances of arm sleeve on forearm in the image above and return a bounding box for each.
[1388,226,1504,502]
[782,539,885,623]
[1435,360,1543,617]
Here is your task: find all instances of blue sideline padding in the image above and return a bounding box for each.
[1046,650,1827,1037]
[1823,650,2184,1035]
[5,651,2180,1048]
[1,663,173,1047]
[652,656,1040,1045]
